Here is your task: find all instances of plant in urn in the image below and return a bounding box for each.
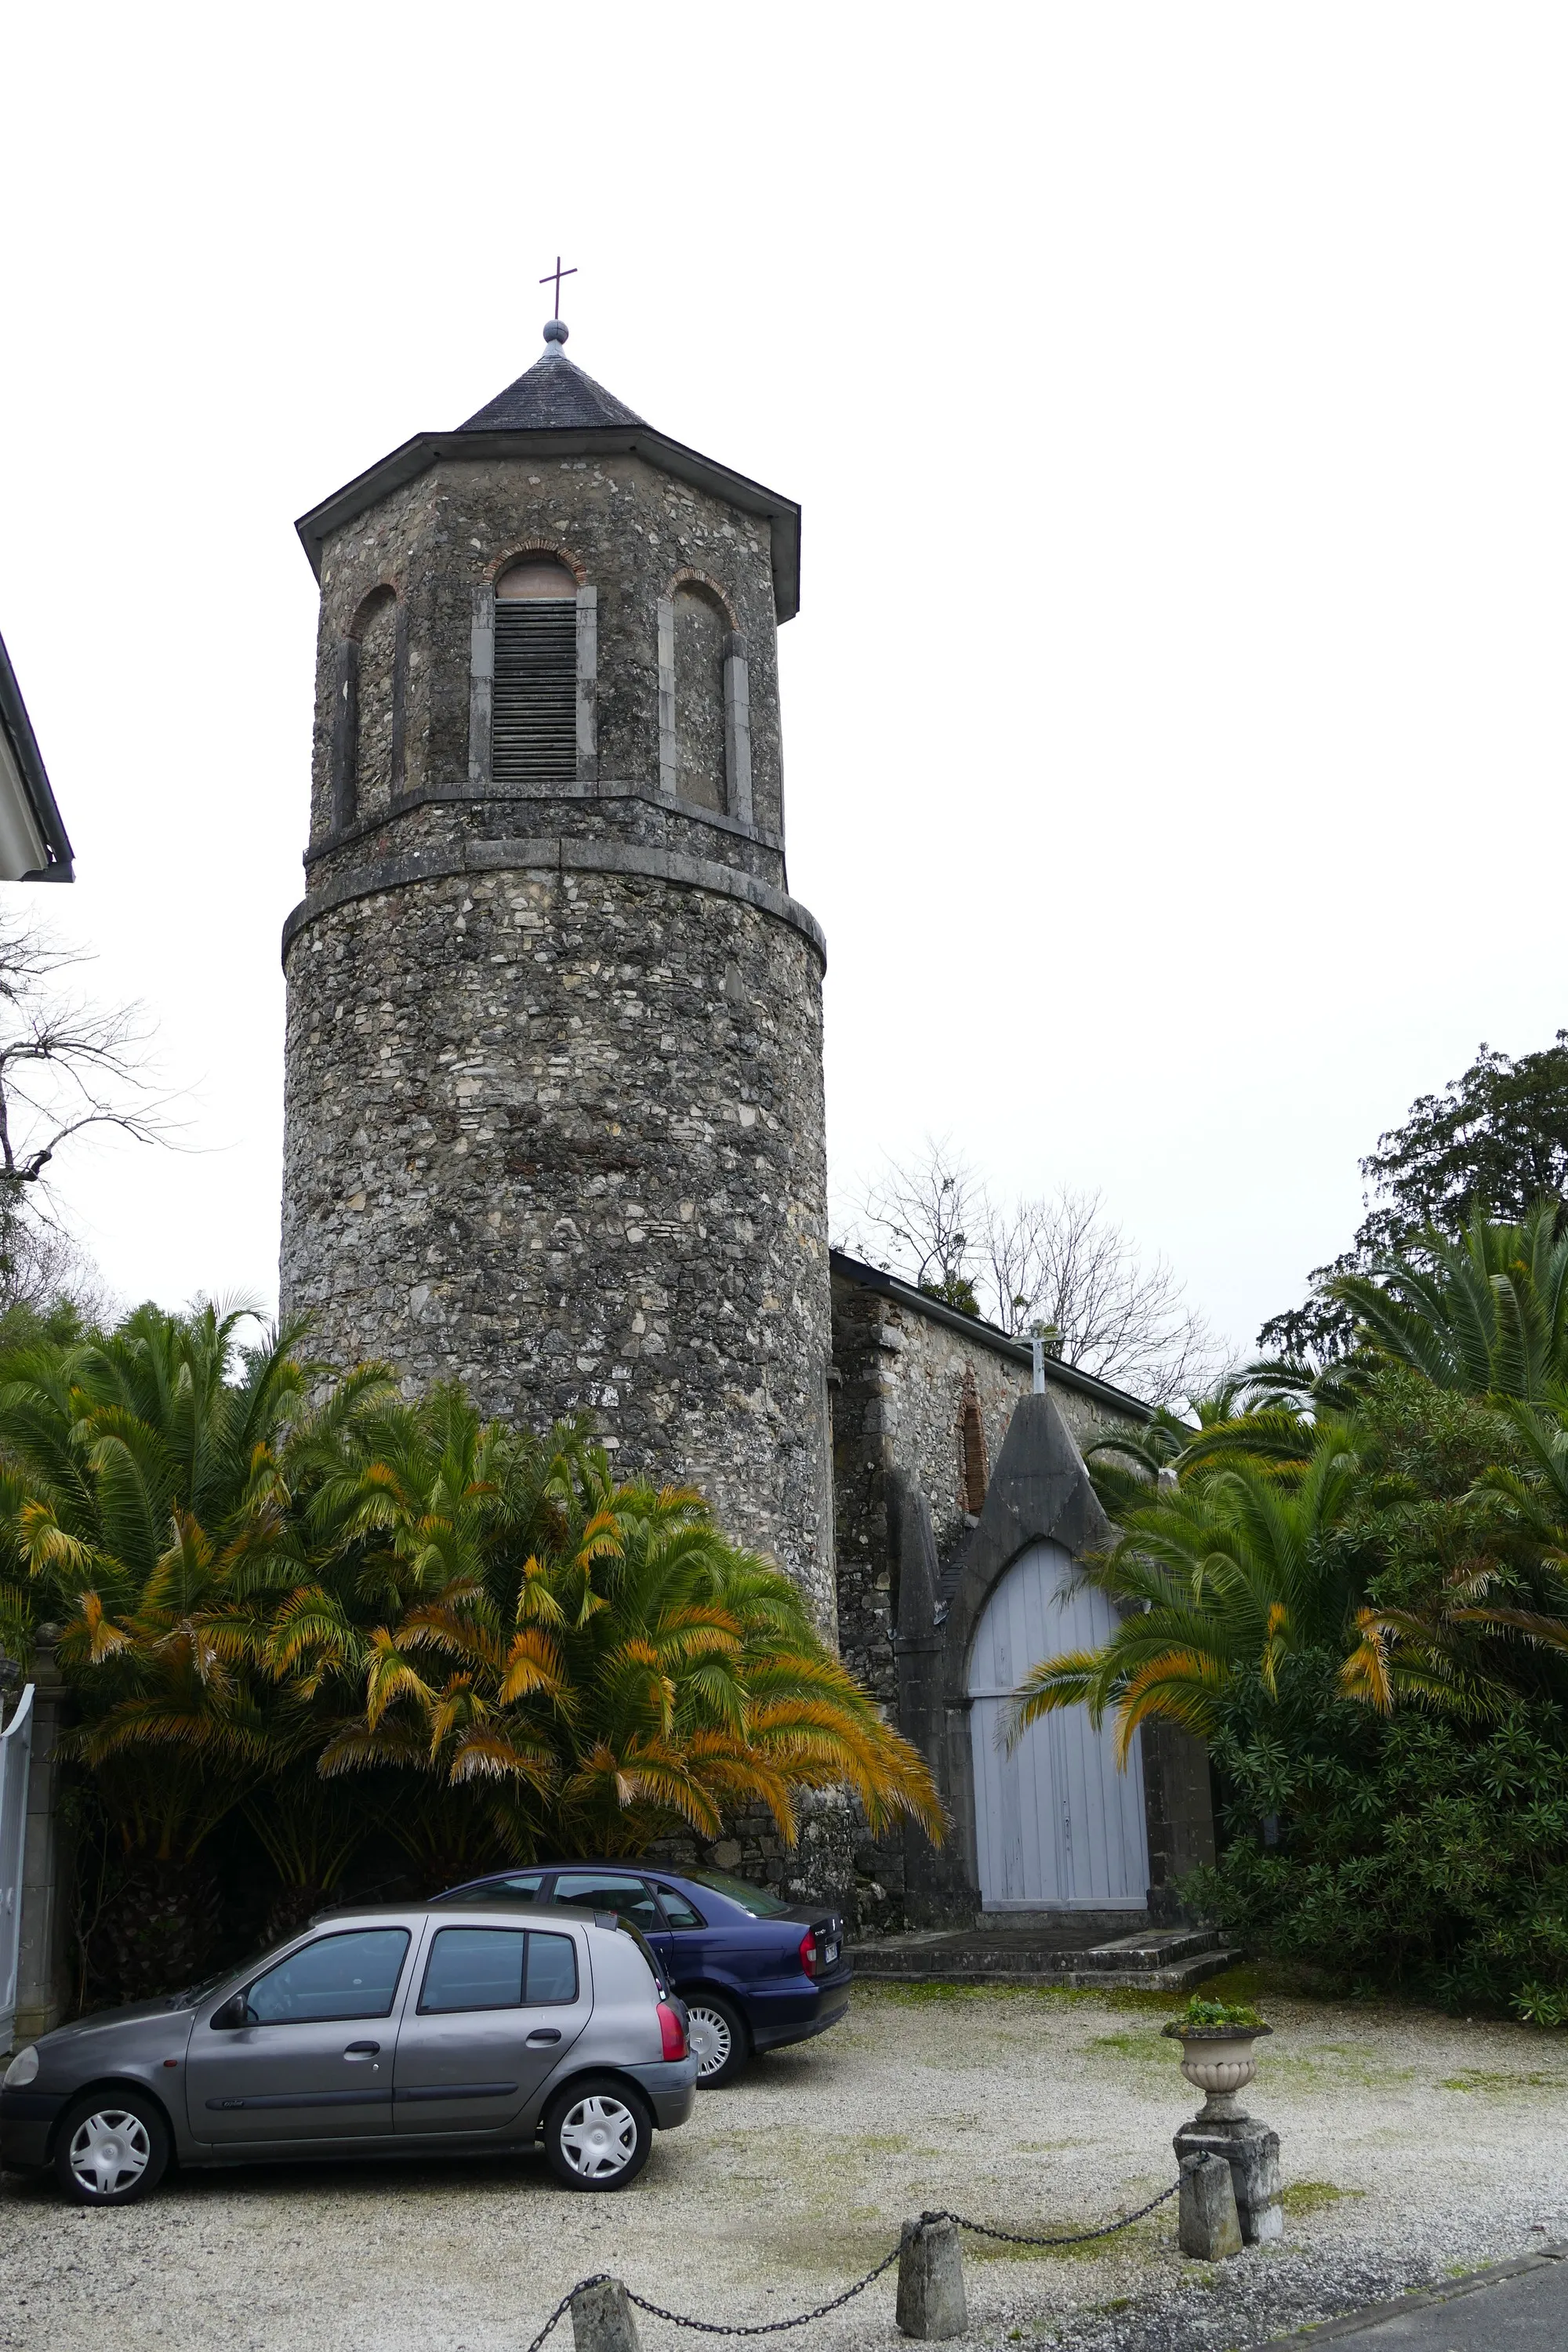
[1162,1995,1271,2122]
[1166,1996,1284,2246]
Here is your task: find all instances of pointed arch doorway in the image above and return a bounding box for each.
[967,1538,1149,1910]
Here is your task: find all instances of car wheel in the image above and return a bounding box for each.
[685,1993,749,2087]
[53,2090,169,2206]
[543,2076,653,2191]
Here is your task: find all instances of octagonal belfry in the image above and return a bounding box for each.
[279,321,834,1624]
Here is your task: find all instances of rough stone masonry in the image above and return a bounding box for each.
[279,334,837,1625]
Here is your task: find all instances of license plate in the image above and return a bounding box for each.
[822,1940,839,1966]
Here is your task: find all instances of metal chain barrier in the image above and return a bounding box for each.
[524,2276,609,2352]
[927,2176,1181,2248]
[520,2180,1178,2346]
[623,2241,905,2336]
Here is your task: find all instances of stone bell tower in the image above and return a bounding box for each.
[279,317,834,1624]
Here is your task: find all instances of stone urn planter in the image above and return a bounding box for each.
[1165,2005,1283,2251]
[1163,2020,1273,2122]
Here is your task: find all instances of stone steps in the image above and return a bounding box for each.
[849,1919,1237,1993]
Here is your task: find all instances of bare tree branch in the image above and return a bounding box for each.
[0,918,174,1316]
[850,1139,985,1311]
[982,1184,1225,1406]
[848,1143,1227,1409]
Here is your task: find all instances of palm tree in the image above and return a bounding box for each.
[272,1388,945,1870]
[1330,1204,1568,1400]
[1083,1377,1316,1522]
[0,1305,390,1991]
[1339,1393,1568,1717]
[1007,1426,1366,1758]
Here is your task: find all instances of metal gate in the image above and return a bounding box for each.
[0,1682,34,2051]
[967,1541,1149,1911]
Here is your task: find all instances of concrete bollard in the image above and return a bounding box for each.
[1229,2123,1283,2244]
[896,2213,967,2339]
[571,2278,641,2352]
[1174,2118,1283,2245]
[1178,2151,1243,2261]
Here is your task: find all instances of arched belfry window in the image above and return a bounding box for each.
[672,582,726,811]
[491,557,577,783]
[656,576,753,825]
[330,584,404,834]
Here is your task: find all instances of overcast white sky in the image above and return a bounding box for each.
[1,5,1564,1359]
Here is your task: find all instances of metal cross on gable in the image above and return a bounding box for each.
[540,256,577,318]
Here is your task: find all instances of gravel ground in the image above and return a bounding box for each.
[2,1980,1566,2352]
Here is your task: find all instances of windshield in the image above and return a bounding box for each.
[169,1933,285,2009]
[681,1867,793,1918]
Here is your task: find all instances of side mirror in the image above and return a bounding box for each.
[210,1993,250,2030]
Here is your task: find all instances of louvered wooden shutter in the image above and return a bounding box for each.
[492,600,576,782]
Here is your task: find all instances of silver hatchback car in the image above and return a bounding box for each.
[0,1901,697,2205]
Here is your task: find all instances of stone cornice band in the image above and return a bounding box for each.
[281,837,827,969]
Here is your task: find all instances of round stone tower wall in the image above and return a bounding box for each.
[279,357,835,1623]
[281,862,832,1620]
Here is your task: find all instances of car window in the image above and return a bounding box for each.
[436,1872,546,1907]
[681,1866,792,1917]
[551,1872,662,1934]
[526,1931,579,2005]
[420,1928,526,2013]
[654,1882,706,1930]
[245,1929,410,2024]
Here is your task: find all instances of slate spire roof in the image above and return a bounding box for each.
[459,321,645,433]
[295,318,802,620]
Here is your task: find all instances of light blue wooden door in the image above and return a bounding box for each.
[967,1540,1149,1911]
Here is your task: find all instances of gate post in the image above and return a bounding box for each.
[0,1681,34,2053]
[570,2279,640,2352]
[13,1637,72,2043]
[896,2214,967,2338]
[1178,2151,1243,2260]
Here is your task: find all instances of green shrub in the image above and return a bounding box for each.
[1188,1671,1568,2019]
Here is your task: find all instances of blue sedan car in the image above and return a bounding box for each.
[436,1864,849,2086]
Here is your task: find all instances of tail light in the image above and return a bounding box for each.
[799,1928,817,1980]
[657,2001,688,2061]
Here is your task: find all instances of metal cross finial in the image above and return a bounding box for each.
[540,256,577,319]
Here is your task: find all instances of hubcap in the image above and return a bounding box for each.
[687,2004,734,2079]
[69,2108,151,2198]
[557,2094,637,2179]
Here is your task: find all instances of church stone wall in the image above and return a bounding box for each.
[830,1270,1143,1709]
[281,861,835,1624]
[828,1275,1153,1933]
[833,1282,1026,1708]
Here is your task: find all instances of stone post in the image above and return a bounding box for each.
[896,2213,967,2339]
[14,1637,72,2042]
[570,2279,640,2352]
[1178,2151,1243,2261]
[1174,2118,1283,2245]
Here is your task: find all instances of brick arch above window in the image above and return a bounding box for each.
[486,538,589,587]
[349,582,397,637]
[664,564,738,628]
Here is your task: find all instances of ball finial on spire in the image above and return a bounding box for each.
[543,317,568,348]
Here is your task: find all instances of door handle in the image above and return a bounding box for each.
[343,2042,381,2059]
[525,2028,563,2046]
